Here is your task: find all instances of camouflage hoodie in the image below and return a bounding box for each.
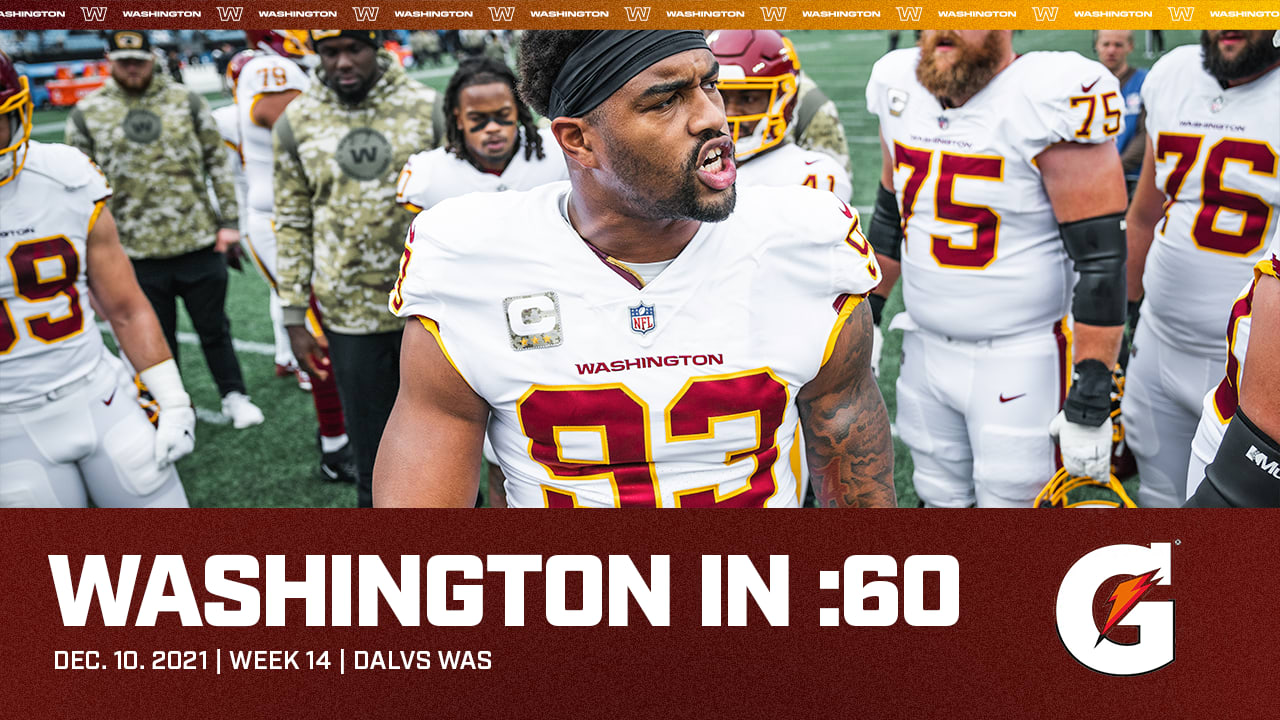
[66,71,238,259]
[274,50,437,334]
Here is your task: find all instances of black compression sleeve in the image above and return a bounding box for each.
[1184,409,1280,508]
[868,183,903,261]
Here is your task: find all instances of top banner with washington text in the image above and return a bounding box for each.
[2,1,1280,29]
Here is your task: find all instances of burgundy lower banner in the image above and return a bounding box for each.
[2,510,1275,717]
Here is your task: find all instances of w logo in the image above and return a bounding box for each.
[1031,6,1058,21]
[896,6,922,21]
[760,6,787,21]
[352,6,379,21]
[1167,6,1194,20]
[216,6,243,22]
[80,6,107,21]
[624,6,651,21]
[488,6,515,21]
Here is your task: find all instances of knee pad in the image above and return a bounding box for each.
[973,425,1054,507]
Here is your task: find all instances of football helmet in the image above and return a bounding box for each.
[1036,468,1137,508]
[0,49,33,188]
[245,30,312,59]
[708,30,800,162]
[225,49,257,96]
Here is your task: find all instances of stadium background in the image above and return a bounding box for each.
[22,28,1200,507]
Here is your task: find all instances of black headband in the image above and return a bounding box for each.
[547,31,709,119]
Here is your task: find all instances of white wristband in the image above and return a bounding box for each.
[138,359,191,410]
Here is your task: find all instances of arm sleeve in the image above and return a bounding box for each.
[272,113,315,313]
[192,92,239,230]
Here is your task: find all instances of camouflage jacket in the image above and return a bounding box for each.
[66,73,238,259]
[791,74,851,174]
[274,51,437,334]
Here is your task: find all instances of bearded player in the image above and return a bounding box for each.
[0,52,195,507]
[866,31,1128,507]
[708,30,850,202]
[376,31,893,508]
[1124,30,1279,507]
[395,56,568,507]
[237,30,355,482]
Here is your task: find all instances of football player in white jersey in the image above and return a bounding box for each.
[1186,225,1279,503]
[1124,30,1279,507]
[865,30,1129,507]
[395,56,568,507]
[397,57,567,215]
[708,30,850,202]
[236,31,356,483]
[218,49,308,392]
[0,53,195,507]
[376,31,894,508]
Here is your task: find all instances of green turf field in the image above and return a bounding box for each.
[39,30,1199,507]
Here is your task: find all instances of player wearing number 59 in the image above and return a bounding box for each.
[376,31,894,508]
[0,52,194,508]
[865,30,1129,507]
[1123,30,1279,507]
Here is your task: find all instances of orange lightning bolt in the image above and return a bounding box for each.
[1096,569,1161,647]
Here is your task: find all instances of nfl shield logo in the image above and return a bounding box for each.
[629,302,656,335]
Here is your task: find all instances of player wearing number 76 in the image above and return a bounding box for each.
[0,51,194,507]
[865,30,1129,507]
[1123,30,1279,507]
[376,31,894,508]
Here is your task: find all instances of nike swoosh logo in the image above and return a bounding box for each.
[103,389,116,406]
[1081,77,1100,93]
[999,393,1026,403]
[805,159,820,165]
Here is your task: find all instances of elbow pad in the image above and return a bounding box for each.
[1061,213,1127,326]
[868,183,903,261]
[1184,409,1280,508]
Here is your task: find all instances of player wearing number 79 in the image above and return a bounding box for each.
[0,52,194,507]
[376,31,894,507]
[1123,30,1279,507]
[865,30,1129,506]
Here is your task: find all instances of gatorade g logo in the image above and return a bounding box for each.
[122,109,162,144]
[1055,543,1173,675]
[336,128,392,181]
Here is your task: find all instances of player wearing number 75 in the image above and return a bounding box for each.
[865,30,1129,507]
[1122,30,1279,507]
[376,31,894,508]
[0,51,195,507]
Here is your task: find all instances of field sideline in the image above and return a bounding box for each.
[37,29,1198,506]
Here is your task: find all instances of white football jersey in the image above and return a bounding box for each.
[391,182,881,508]
[735,141,852,202]
[395,127,568,212]
[1207,229,1280,428]
[0,142,112,403]
[235,54,311,216]
[867,50,1122,341]
[1140,45,1279,357]
[211,104,248,236]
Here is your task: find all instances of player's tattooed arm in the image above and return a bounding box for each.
[797,299,896,507]
[374,318,488,507]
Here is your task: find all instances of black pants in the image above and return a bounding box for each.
[131,246,247,397]
[326,329,402,508]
